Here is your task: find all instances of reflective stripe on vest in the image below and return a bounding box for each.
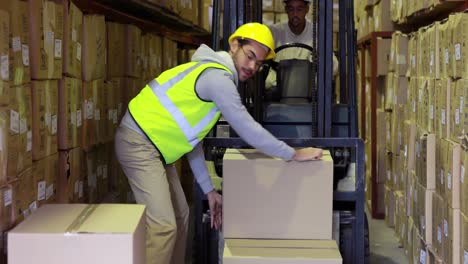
[148,62,219,147]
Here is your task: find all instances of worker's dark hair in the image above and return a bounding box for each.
[237,38,251,47]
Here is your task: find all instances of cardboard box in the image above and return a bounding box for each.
[432,192,445,258]
[445,140,461,209]
[389,32,408,76]
[223,149,333,240]
[31,80,58,161]
[223,239,342,264]
[439,19,450,79]
[57,148,83,203]
[373,0,394,32]
[437,138,448,198]
[415,129,436,190]
[32,153,58,206]
[0,9,9,84]
[262,0,274,11]
[125,24,142,78]
[385,184,395,227]
[199,0,212,32]
[451,13,468,79]
[407,33,418,77]
[8,204,146,264]
[58,77,82,150]
[106,22,125,78]
[11,167,35,224]
[162,37,178,71]
[145,34,162,82]
[28,0,63,80]
[81,80,104,150]
[262,12,275,27]
[62,0,82,78]
[2,0,31,86]
[377,38,392,76]
[82,15,106,81]
[7,85,32,179]
[0,185,13,232]
[443,208,461,264]
[462,212,468,264]
[462,151,468,216]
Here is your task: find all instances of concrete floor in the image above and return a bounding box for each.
[368,216,409,264]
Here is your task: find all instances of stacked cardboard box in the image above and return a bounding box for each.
[222,149,341,263]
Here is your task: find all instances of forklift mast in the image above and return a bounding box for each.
[195,1,367,264]
[211,0,358,138]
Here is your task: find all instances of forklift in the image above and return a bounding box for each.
[193,1,369,263]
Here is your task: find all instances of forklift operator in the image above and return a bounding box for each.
[266,0,338,89]
[114,23,324,264]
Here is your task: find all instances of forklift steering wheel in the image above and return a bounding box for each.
[269,42,315,71]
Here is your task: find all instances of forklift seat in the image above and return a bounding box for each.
[277,59,315,104]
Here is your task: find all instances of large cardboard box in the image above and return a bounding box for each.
[443,208,461,264]
[106,22,125,78]
[62,0,82,78]
[11,167,35,224]
[8,204,146,264]
[7,85,32,179]
[33,153,58,206]
[223,149,334,240]
[373,0,394,32]
[57,148,83,203]
[415,129,436,190]
[82,15,106,81]
[445,140,461,209]
[28,0,63,80]
[462,212,468,264]
[58,77,82,150]
[223,239,342,264]
[462,151,468,216]
[2,0,31,86]
[376,38,392,76]
[125,24,142,78]
[0,9,9,84]
[81,80,103,150]
[0,185,13,232]
[31,80,58,161]
[451,13,468,79]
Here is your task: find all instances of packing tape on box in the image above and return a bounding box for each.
[65,204,99,233]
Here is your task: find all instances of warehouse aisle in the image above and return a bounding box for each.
[368,216,408,264]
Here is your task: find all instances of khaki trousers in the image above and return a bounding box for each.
[115,126,189,264]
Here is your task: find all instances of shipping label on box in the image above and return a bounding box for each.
[8,204,146,264]
[8,0,31,86]
[63,0,82,78]
[31,80,58,161]
[223,149,334,240]
[29,0,63,80]
[82,15,106,81]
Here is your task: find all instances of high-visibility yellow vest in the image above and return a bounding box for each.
[128,61,233,164]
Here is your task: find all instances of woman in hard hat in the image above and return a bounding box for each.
[114,22,323,264]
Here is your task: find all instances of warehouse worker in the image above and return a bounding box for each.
[114,22,323,264]
[266,0,338,89]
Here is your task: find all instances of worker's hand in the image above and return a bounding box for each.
[293,147,323,161]
[206,190,222,230]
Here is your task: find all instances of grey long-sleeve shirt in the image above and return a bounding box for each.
[121,44,295,194]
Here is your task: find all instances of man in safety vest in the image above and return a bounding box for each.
[114,22,323,264]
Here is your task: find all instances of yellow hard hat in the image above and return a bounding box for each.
[228,22,276,60]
